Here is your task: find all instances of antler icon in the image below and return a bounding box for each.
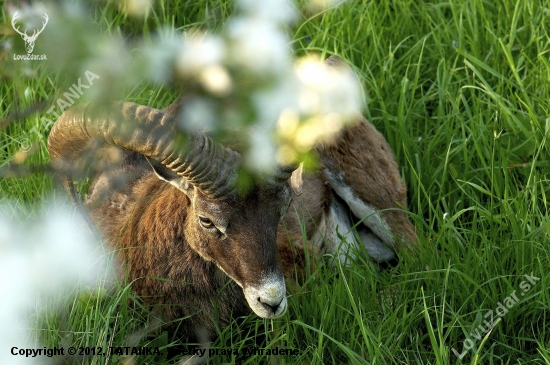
[12,11,49,54]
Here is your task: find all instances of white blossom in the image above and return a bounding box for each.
[176,34,225,78]
[179,97,218,132]
[199,65,232,96]
[272,57,363,162]
[252,76,300,129]
[237,0,297,24]
[227,18,292,76]
[246,128,277,173]
[0,200,112,365]
[140,33,182,83]
[295,56,362,117]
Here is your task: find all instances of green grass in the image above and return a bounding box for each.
[2,0,550,363]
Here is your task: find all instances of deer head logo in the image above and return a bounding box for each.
[11,11,49,54]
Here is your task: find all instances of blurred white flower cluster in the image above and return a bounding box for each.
[11,0,360,173]
[168,0,362,171]
[0,201,111,365]
[4,0,358,358]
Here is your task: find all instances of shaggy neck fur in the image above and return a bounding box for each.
[88,171,249,340]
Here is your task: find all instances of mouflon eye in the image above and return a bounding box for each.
[198,216,216,228]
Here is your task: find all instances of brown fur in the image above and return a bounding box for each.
[315,117,416,247]
[86,156,328,334]
[51,57,416,341]
[89,174,249,339]
[80,114,415,341]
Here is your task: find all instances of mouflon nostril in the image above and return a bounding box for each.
[258,297,282,313]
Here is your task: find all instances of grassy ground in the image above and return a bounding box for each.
[1,0,549,363]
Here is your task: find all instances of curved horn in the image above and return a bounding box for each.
[48,101,241,198]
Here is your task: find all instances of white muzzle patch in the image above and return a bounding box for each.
[243,274,287,318]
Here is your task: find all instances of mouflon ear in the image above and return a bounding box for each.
[290,162,304,196]
[146,156,192,194]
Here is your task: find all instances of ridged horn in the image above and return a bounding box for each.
[47,101,241,198]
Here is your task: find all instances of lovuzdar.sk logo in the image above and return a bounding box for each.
[11,10,48,61]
